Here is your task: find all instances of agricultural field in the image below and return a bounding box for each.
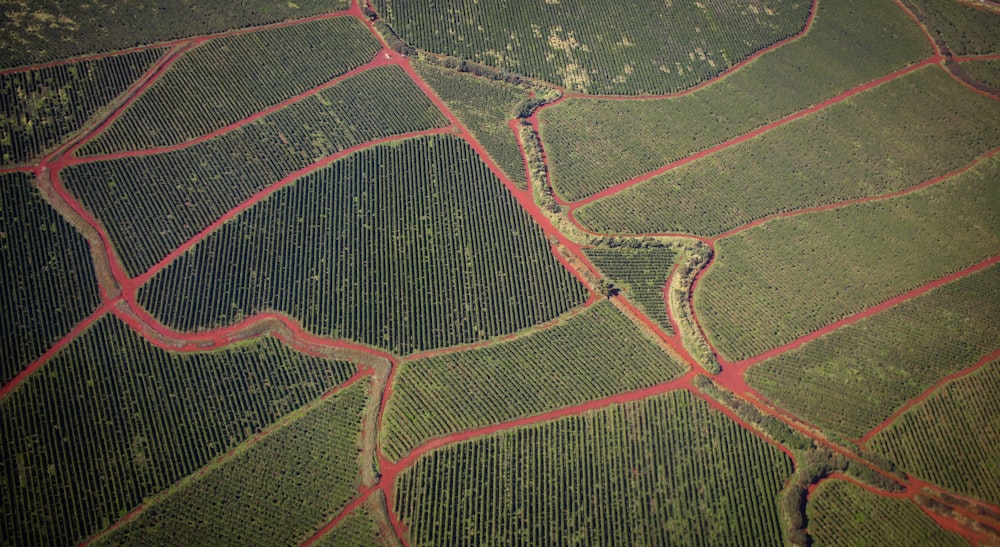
[0,315,355,546]
[138,136,587,354]
[695,153,1000,362]
[868,359,1000,506]
[413,61,529,188]
[380,301,687,461]
[0,172,100,386]
[0,49,165,165]
[372,0,810,95]
[908,0,1000,54]
[807,479,966,546]
[78,17,381,153]
[312,497,387,547]
[962,59,1000,89]
[746,261,1000,439]
[394,391,793,546]
[540,0,932,202]
[0,0,350,69]
[64,64,448,276]
[96,381,367,546]
[576,66,1000,236]
[583,244,678,336]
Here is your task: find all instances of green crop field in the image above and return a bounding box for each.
[540,0,932,202]
[381,301,687,461]
[313,501,384,547]
[0,0,351,69]
[372,0,810,95]
[962,59,1000,89]
[807,479,966,547]
[696,154,1000,362]
[79,17,381,153]
[1,49,165,165]
[746,262,1000,439]
[583,245,678,336]
[868,359,1000,506]
[576,66,1000,236]
[0,172,100,385]
[908,0,1000,55]
[96,381,367,545]
[414,61,529,188]
[0,315,354,546]
[394,390,793,545]
[64,64,448,276]
[138,135,587,354]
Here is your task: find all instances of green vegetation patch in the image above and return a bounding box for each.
[394,390,793,546]
[960,58,1000,89]
[696,153,1000,362]
[313,499,384,547]
[0,315,354,546]
[80,17,381,153]
[583,245,678,336]
[0,172,100,386]
[0,0,351,69]
[541,0,932,202]
[909,0,1000,55]
[138,135,587,355]
[1,49,165,165]
[65,64,448,276]
[381,301,687,460]
[97,381,367,546]
[577,66,1000,236]
[746,262,1000,439]
[869,359,1000,506]
[414,61,529,188]
[807,479,965,546]
[373,0,810,95]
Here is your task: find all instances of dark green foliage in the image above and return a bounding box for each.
[0,315,354,546]
[959,59,1000,90]
[0,172,100,385]
[908,0,1000,55]
[1,49,164,165]
[64,64,448,276]
[584,246,677,335]
[138,135,587,354]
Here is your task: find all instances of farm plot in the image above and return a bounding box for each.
[0,172,100,386]
[908,0,1000,55]
[413,61,529,187]
[961,59,1000,90]
[372,0,810,95]
[1,49,165,165]
[96,381,367,546]
[540,0,931,202]
[868,359,1000,506]
[138,135,587,355]
[312,500,385,547]
[380,301,687,461]
[0,315,354,546]
[695,153,1000,362]
[394,391,793,546]
[807,480,965,546]
[745,262,1000,439]
[64,64,447,276]
[0,0,350,69]
[583,245,678,336]
[576,66,1000,236]
[79,17,380,153]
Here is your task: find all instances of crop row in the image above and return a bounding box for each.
[413,61,528,188]
[961,59,1000,90]
[868,359,1000,506]
[695,153,1000,362]
[393,390,793,546]
[313,500,383,547]
[1,49,165,165]
[540,0,931,202]
[746,261,1000,439]
[908,0,1000,55]
[0,315,354,546]
[97,381,367,545]
[807,479,965,546]
[373,0,808,95]
[0,172,101,386]
[1,0,351,69]
[79,17,381,154]
[137,135,587,355]
[65,64,448,276]
[380,301,687,461]
[583,246,677,336]
[578,66,1000,236]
